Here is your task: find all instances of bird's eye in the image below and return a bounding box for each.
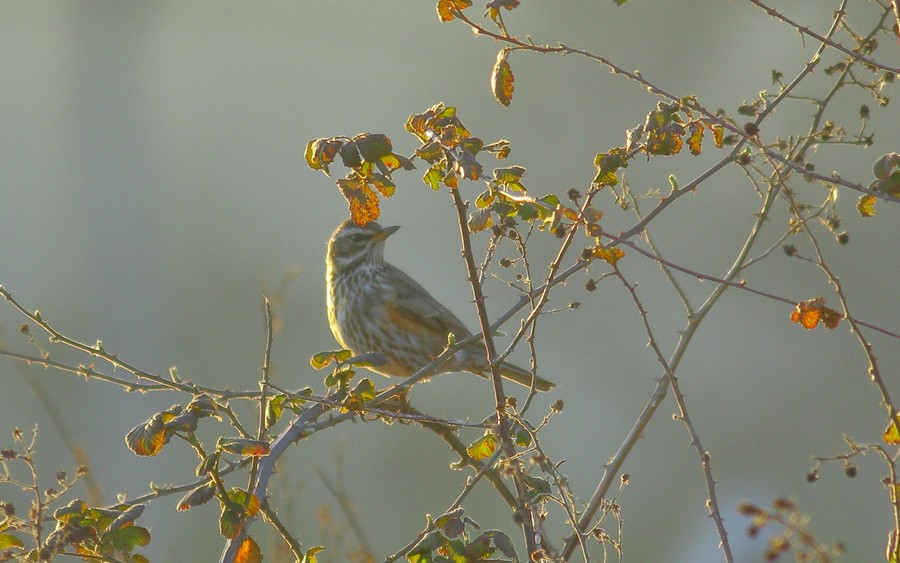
[350,234,366,243]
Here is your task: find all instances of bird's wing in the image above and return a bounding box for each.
[383,263,473,338]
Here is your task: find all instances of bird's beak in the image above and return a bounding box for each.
[373,225,400,241]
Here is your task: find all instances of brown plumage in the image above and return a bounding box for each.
[326,219,554,391]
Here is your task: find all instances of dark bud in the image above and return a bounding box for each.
[76,465,89,476]
[499,258,512,268]
[581,247,594,260]
[737,152,751,166]
[837,233,849,245]
[512,510,524,524]
[783,245,797,257]
[56,471,67,483]
[773,497,794,511]
[551,399,564,413]
[737,502,760,516]
[567,188,581,202]
[554,226,567,239]
[584,279,597,292]
[743,122,760,137]
[845,465,857,478]
[620,473,629,485]
[806,471,819,483]
[1,449,17,460]
[569,301,580,309]
[859,105,870,119]
[491,225,503,237]
[19,323,30,334]
[0,502,14,517]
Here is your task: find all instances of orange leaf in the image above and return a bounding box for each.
[790,303,820,329]
[338,178,380,226]
[790,297,840,330]
[235,536,263,563]
[491,49,515,107]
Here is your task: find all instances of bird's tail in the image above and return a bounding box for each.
[497,361,555,392]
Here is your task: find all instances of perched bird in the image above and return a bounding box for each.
[326,219,555,391]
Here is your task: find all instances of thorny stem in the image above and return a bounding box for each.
[613,267,734,562]
[448,186,541,557]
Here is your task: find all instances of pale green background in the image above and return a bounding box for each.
[1,2,898,561]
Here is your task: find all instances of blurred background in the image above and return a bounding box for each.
[1,2,898,561]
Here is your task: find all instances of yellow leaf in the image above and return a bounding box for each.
[857,194,877,217]
[592,245,625,265]
[688,122,704,156]
[491,49,515,107]
[467,432,497,461]
[436,0,472,22]
[884,419,900,445]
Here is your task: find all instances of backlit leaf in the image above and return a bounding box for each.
[454,151,482,181]
[338,178,380,225]
[857,194,877,217]
[468,208,494,233]
[884,418,900,445]
[100,525,151,552]
[219,438,271,457]
[235,536,263,563]
[125,414,171,457]
[338,142,362,169]
[310,349,353,369]
[790,297,841,330]
[177,483,215,512]
[593,148,628,187]
[302,546,325,563]
[491,49,515,107]
[436,0,472,22]
[423,165,443,191]
[305,138,342,176]
[356,133,393,162]
[219,506,243,540]
[0,533,25,549]
[592,245,625,265]
[466,432,497,461]
[369,173,396,197]
[688,122,704,156]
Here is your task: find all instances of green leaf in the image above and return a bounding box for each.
[310,349,353,369]
[355,133,393,162]
[466,432,497,461]
[301,546,325,563]
[125,414,171,457]
[493,165,525,185]
[593,148,628,187]
[468,208,494,233]
[219,505,243,540]
[218,438,271,457]
[423,165,443,191]
[0,533,25,549]
[177,483,216,512]
[100,525,151,553]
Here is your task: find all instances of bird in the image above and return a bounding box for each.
[326,219,555,391]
